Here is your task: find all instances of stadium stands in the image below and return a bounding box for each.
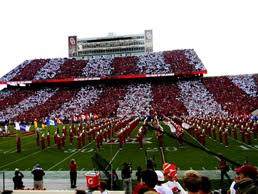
[177,80,227,116]
[151,82,187,116]
[1,73,258,122]
[0,49,207,82]
[203,76,258,115]
[11,59,50,81]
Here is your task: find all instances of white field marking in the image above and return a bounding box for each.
[229,137,258,151]
[2,141,35,153]
[58,168,63,171]
[107,149,121,170]
[184,131,220,161]
[0,146,53,169]
[81,168,85,171]
[47,142,93,170]
[202,167,206,170]
[240,145,250,150]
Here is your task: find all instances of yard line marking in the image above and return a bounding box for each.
[0,146,53,169]
[106,149,121,171]
[230,137,258,151]
[185,131,220,161]
[3,141,35,153]
[47,142,93,170]
[81,168,85,171]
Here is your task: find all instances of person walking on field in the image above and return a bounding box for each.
[69,159,78,188]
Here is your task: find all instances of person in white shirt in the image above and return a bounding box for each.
[162,163,186,194]
[98,181,110,194]
[154,170,173,194]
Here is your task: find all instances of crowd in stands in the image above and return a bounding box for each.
[228,74,257,97]
[55,59,87,79]
[0,60,32,82]
[82,57,113,77]
[203,76,258,115]
[11,59,50,81]
[184,49,205,71]
[0,89,35,112]
[151,82,187,116]
[15,88,79,122]
[177,80,227,116]
[85,84,128,118]
[137,52,171,74]
[50,86,102,120]
[0,88,56,121]
[33,58,65,80]
[116,83,152,118]
[111,56,139,75]
[0,50,207,82]
[1,73,258,122]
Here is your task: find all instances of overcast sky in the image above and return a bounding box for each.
[0,0,257,78]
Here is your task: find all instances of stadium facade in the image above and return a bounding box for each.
[68,30,153,59]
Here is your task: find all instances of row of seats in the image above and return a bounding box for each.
[0,50,206,81]
[1,74,258,122]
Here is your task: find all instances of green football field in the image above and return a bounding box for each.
[0,122,257,172]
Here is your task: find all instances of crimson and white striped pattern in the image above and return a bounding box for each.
[0,88,57,120]
[116,83,153,118]
[0,60,32,81]
[177,80,227,116]
[33,58,65,80]
[50,86,102,119]
[228,74,257,97]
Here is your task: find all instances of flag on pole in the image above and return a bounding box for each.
[19,123,31,132]
[46,118,57,126]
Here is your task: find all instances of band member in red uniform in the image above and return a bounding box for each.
[136,128,144,149]
[54,130,58,145]
[245,128,251,145]
[232,125,237,140]
[40,134,46,150]
[61,132,65,148]
[16,136,21,153]
[36,130,40,146]
[47,130,51,147]
[57,134,61,150]
[218,127,223,143]
[222,129,229,147]
[69,129,74,145]
[77,133,82,149]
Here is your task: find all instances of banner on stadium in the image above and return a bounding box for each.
[68,36,77,57]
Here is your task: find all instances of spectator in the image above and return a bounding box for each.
[234,165,258,194]
[107,169,119,190]
[163,163,186,194]
[136,166,142,182]
[154,170,173,194]
[199,176,212,194]
[98,181,110,194]
[218,157,231,186]
[69,159,78,188]
[31,164,45,189]
[121,162,132,194]
[139,169,159,194]
[12,168,24,189]
[182,170,201,194]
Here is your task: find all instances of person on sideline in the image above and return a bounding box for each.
[12,168,24,189]
[69,159,78,188]
[31,164,45,189]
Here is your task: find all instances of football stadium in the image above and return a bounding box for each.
[0,28,258,194]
